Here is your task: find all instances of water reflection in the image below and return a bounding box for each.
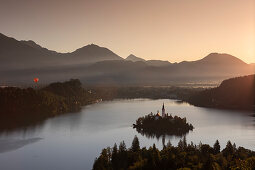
[0,123,44,139]
[135,127,190,140]
[0,138,42,153]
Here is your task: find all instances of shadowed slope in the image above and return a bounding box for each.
[188,74,255,111]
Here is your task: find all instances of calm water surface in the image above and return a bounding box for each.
[0,99,254,170]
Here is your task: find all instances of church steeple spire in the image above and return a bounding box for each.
[162,103,165,117]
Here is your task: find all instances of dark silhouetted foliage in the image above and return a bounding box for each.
[93,136,255,170]
[188,75,255,112]
[213,140,221,154]
[0,79,98,130]
[131,135,140,152]
[133,113,194,138]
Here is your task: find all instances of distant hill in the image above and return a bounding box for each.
[69,44,122,64]
[187,75,255,111]
[0,33,122,70]
[0,33,59,69]
[0,79,98,130]
[146,60,171,66]
[0,33,254,85]
[126,54,146,62]
[20,40,58,54]
[193,53,247,66]
[174,53,253,78]
[125,54,171,66]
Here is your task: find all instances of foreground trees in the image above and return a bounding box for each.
[93,136,255,170]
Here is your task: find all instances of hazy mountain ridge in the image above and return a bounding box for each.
[70,44,123,63]
[0,33,60,69]
[126,54,146,62]
[195,53,247,66]
[0,33,254,85]
[20,40,58,54]
[146,60,171,66]
[0,33,122,69]
[126,54,171,66]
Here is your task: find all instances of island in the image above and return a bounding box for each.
[133,103,194,137]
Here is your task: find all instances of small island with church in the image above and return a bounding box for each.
[133,103,194,137]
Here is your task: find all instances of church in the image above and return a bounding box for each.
[155,103,166,120]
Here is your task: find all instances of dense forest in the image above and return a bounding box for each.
[187,75,255,111]
[0,79,98,130]
[133,114,193,138]
[91,86,202,101]
[93,136,255,170]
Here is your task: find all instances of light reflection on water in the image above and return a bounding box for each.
[0,99,254,170]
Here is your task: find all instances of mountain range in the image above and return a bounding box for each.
[0,33,254,85]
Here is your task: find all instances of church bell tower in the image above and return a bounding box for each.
[162,103,165,117]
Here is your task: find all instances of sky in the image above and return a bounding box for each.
[0,0,255,63]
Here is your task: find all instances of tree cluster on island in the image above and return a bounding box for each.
[93,136,255,170]
[133,113,194,137]
[0,79,99,130]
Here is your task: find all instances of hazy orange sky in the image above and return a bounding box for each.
[1,0,254,63]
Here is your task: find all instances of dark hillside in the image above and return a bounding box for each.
[188,75,255,111]
[0,79,98,130]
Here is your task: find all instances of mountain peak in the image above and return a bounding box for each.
[74,44,111,52]
[71,44,123,62]
[85,43,100,48]
[199,53,247,65]
[126,54,146,62]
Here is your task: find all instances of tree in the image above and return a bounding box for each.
[178,138,184,150]
[213,140,220,154]
[131,135,140,152]
[119,141,126,152]
[93,148,111,170]
[222,140,234,156]
[183,136,187,149]
[118,141,128,169]
[111,143,118,170]
[166,140,172,148]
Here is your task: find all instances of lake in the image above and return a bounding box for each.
[0,99,254,170]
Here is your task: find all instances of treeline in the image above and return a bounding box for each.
[187,75,255,111]
[134,114,193,138]
[93,136,255,170]
[92,74,255,112]
[92,86,202,101]
[0,79,98,130]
